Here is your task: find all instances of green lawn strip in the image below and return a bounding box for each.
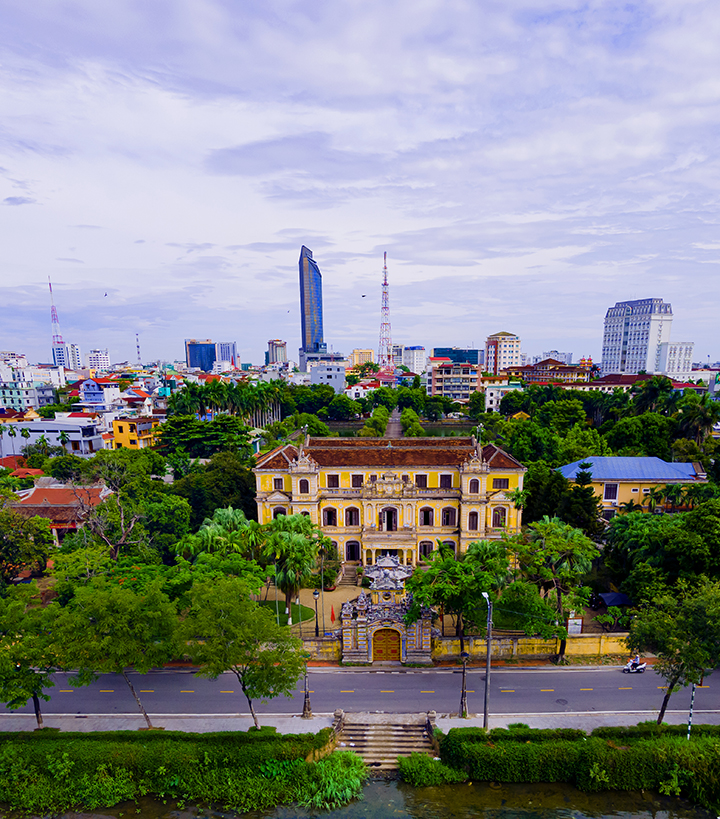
[430,725,720,809]
[257,600,315,626]
[0,728,367,814]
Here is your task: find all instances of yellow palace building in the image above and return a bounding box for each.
[254,436,526,566]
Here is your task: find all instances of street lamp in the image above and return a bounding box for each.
[313,589,320,638]
[459,650,470,718]
[481,591,492,730]
[297,594,302,639]
[319,547,326,636]
[302,652,312,719]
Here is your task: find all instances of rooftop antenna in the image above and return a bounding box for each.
[378,252,392,367]
[48,277,64,346]
[136,333,142,365]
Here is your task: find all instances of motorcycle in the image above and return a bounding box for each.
[623,660,647,674]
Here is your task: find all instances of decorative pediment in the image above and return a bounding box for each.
[266,490,290,503]
[461,454,489,474]
[288,454,319,473]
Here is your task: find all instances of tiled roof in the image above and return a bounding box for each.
[558,457,703,482]
[10,468,44,478]
[0,455,25,470]
[255,438,524,470]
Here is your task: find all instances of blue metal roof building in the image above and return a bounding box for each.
[558,457,701,483]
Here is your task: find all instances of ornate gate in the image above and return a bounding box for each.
[372,628,401,661]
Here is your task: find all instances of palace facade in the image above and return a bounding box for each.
[254,436,526,566]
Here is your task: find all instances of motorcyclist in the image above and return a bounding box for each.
[631,654,640,670]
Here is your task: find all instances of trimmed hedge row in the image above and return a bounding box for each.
[440,727,720,809]
[0,727,368,815]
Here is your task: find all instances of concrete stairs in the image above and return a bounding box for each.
[337,714,435,772]
[339,565,359,586]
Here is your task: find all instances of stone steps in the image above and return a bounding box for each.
[339,566,359,586]
[338,722,434,772]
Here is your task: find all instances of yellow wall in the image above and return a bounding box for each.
[112,419,159,450]
[432,633,629,660]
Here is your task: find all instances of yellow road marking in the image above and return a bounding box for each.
[220,690,234,693]
[699,685,710,688]
[580,688,593,691]
[180,690,194,693]
[380,690,395,693]
[59,690,73,693]
[541,689,554,692]
[467,690,475,693]
[658,686,667,689]
[501,690,515,693]
[99,690,114,693]
[619,687,632,690]
[340,690,354,693]
[140,690,154,693]
[420,690,435,693]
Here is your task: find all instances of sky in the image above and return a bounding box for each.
[2,0,720,367]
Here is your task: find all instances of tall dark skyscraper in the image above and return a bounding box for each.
[299,246,325,355]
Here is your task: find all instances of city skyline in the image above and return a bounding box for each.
[1,2,719,365]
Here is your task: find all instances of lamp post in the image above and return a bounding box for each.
[313,589,320,638]
[459,650,470,718]
[302,653,312,719]
[481,591,492,730]
[297,594,302,639]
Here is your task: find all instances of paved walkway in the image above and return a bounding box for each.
[384,408,403,439]
[2,709,716,734]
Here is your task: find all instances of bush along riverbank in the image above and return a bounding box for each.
[0,727,367,815]
[401,724,720,810]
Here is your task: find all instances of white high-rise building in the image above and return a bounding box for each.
[402,346,426,374]
[601,298,673,375]
[485,332,522,375]
[87,349,110,370]
[657,341,694,381]
[52,342,82,371]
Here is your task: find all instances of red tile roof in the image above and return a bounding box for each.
[0,455,26,470]
[10,468,44,478]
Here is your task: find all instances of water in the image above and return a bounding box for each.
[53,780,715,819]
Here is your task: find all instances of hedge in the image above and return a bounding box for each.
[0,727,368,814]
[439,727,720,809]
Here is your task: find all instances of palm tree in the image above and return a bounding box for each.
[662,483,685,513]
[677,393,720,444]
[630,376,674,414]
[58,430,70,453]
[644,485,665,513]
[7,425,17,459]
[619,499,644,514]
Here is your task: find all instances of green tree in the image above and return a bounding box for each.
[513,517,599,661]
[521,462,570,524]
[327,394,361,421]
[557,424,610,464]
[405,540,510,650]
[606,413,675,459]
[626,579,720,723]
[536,399,586,435]
[0,509,54,585]
[0,584,59,728]
[54,579,179,728]
[555,461,604,537]
[263,514,326,623]
[183,576,305,729]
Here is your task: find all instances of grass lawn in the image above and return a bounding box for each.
[258,599,315,626]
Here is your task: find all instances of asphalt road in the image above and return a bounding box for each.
[5,667,718,717]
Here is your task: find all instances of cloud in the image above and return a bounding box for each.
[55,257,84,263]
[3,196,36,205]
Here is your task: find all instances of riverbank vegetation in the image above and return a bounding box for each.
[396,724,720,809]
[0,728,367,815]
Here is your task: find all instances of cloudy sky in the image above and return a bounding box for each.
[2,0,719,367]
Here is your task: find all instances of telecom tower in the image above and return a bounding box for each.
[377,252,392,367]
[49,277,64,348]
[136,333,142,365]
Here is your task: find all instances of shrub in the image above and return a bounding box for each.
[398,753,468,786]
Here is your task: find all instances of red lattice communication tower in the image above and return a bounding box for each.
[377,252,392,367]
[48,277,64,345]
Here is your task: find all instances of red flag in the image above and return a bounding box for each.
[331,605,336,624]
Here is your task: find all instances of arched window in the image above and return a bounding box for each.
[345,507,360,527]
[272,507,286,519]
[419,540,434,558]
[419,507,434,526]
[442,540,456,553]
[492,507,507,528]
[441,507,456,527]
[468,511,478,531]
[469,478,479,494]
[301,511,310,517]
[299,478,309,494]
[323,508,337,527]
[346,541,361,561]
